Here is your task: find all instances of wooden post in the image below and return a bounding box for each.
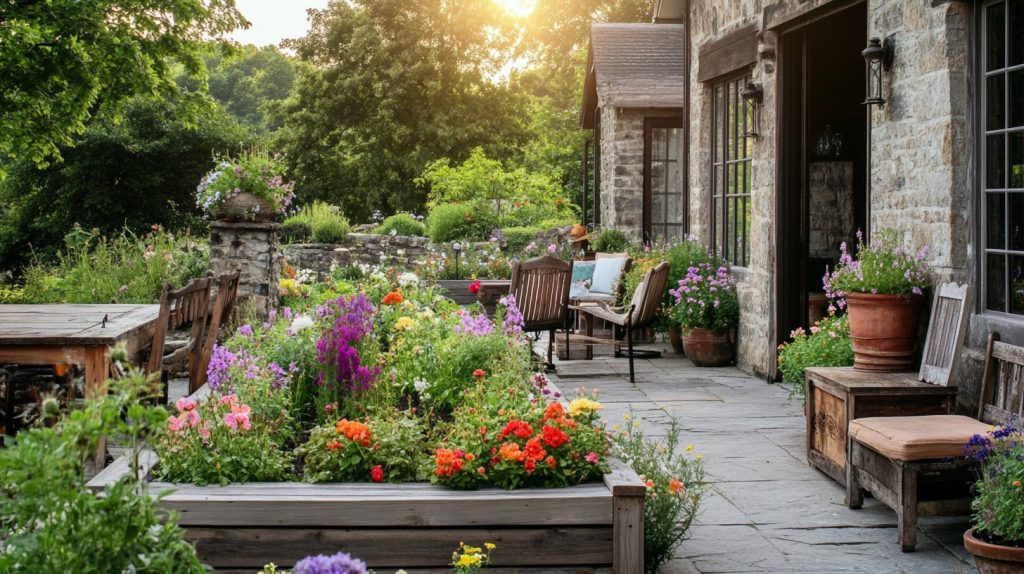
[84,345,109,468]
[605,458,646,574]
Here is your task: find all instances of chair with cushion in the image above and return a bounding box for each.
[571,261,670,384]
[847,332,1024,551]
[570,252,630,305]
[508,255,574,369]
[192,271,240,394]
[146,277,213,398]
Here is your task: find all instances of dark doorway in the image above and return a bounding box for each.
[776,2,868,375]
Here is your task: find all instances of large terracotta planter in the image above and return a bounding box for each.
[845,292,924,372]
[682,327,733,367]
[667,324,686,354]
[964,529,1024,574]
[213,191,278,222]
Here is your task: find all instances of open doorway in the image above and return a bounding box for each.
[776,2,868,367]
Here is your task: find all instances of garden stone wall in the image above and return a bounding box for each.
[208,221,282,317]
[282,234,432,279]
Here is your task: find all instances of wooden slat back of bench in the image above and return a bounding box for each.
[979,333,1024,425]
[919,282,971,386]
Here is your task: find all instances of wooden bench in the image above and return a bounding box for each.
[846,332,1024,551]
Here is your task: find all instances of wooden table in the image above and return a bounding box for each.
[805,367,957,493]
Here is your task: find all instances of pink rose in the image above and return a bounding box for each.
[175,397,198,412]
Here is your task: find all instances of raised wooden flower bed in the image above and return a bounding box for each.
[88,455,643,573]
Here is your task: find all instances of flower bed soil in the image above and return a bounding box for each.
[88,452,644,573]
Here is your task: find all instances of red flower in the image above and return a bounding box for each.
[382,290,404,305]
[370,465,384,483]
[541,425,569,448]
[524,458,536,473]
[543,402,564,421]
[545,455,557,469]
[473,369,486,380]
[499,420,534,440]
[524,437,547,462]
[468,280,482,294]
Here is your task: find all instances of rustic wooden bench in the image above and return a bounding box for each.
[846,332,1024,551]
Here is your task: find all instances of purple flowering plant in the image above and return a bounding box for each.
[668,263,739,332]
[196,149,296,218]
[823,230,930,312]
[963,423,1024,545]
[258,551,370,574]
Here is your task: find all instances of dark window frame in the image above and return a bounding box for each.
[709,70,755,267]
[643,116,686,244]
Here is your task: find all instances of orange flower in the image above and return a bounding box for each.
[499,442,526,462]
[326,439,342,451]
[543,402,564,421]
[335,419,372,445]
[645,479,655,489]
[668,478,685,495]
[382,290,404,305]
[477,466,487,475]
[1014,480,1022,488]
[524,437,547,462]
[545,455,557,469]
[465,453,476,462]
[435,448,467,477]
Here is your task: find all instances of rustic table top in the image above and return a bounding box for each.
[806,366,958,393]
[0,304,160,346]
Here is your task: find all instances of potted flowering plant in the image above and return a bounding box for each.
[196,149,295,222]
[962,424,1024,573]
[823,230,930,371]
[668,263,739,367]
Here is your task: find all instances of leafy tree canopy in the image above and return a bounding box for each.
[0,0,248,174]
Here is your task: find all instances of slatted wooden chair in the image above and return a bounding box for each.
[846,331,1024,552]
[508,255,574,369]
[192,271,240,394]
[571,261,670,384]
[147,277,213,398]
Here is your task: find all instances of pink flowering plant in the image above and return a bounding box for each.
[668,263,739,331]
[155,394,291,485]
[777,314,853,397]
[823,230,931,311]
[196,149,296,218]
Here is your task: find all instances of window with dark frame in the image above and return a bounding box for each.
[710,73,754,268]
[982,0,1024,315]
[644,117,686,244]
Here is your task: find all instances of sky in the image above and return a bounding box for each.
[229,0,331,47]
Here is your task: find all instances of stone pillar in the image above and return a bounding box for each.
[208,221,281,317]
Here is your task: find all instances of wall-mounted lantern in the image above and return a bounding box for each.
[861,37,894,107]
[740,82,764,137]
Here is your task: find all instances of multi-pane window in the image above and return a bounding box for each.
[982,0,1024,314]
[645,119,685,244]
[711,74,754,267]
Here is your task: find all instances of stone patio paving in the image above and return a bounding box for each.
[550,341,978,574]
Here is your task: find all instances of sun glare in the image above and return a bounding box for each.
[494,0,536,18]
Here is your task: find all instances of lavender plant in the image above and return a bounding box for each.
[668,263,739,332]
[823,230,930,312]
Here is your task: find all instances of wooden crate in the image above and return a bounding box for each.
[88,456,644,574]
[804,367,957,492]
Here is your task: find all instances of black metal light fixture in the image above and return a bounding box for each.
[861,37,894,106]
[740,82,764,138]
[451,241,463,278]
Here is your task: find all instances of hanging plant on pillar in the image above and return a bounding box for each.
[196,149,295,222]
[823,230,931,372]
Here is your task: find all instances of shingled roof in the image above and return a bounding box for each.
[581,23,686,128]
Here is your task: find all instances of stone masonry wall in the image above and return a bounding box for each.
[282,233,431,280]
[598,106,645,239]
[208,222,282,318]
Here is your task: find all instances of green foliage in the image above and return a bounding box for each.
[375,213,426,237]
[427,203,498,243]
[281,218,314,243]
[196,149,296,216]
[967,427,1024,543]
[299,411,425,483]
[612,413,705,574]
[274,0,530,220]
[501,227,542,253]
[20,226,208,304]
[0,96,249,272]
[826,230,931,298]
[591,228,630,253]
[420,147,577,231]
[287,201,351,244]
[777,315,854,397]
[0,361,206,573]
[0,0,247,174]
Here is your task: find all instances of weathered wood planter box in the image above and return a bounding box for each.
[89,456,645,574]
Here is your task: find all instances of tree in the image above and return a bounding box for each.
[0,97,250,272]
[273,0,531,222]
[0,0,248,174]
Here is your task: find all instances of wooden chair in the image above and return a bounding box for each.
[571,261,670,384]
[192,271,240,394]
[508,255,574,369]
[846,332,1024,552]
[146,277,213,398]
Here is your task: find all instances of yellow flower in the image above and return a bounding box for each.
[568,398,603,418]
[484,542,496,550]
[394,316,417,331]
[685,444,694,453]
[454,554,482,568]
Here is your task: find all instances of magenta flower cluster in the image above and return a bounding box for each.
[822,230,930,313]
[315,294,379,392]
[668,263,739,331]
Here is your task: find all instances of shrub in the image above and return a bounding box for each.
[591,228,630,253]
[287,201,350,244]
[777,314,854,398]
[612,413,705,574]
[500,226,542,253]
[281,218,313,243]
[312,217,350,243]
[375,213,426,237]
[20,226,208,304]
[427,202,496,243]
[299,411,425,483]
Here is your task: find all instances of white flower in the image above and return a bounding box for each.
[398,272,419,288]
[289,315,315,334]
[389,229,398,236]
[413,378,430,393]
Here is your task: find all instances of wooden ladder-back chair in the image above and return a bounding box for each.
[147,277,212,398]
[572,261,670,384]
[192,271,241,394]
[509,255,574,369]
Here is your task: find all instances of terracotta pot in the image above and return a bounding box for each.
[667,324,686,354]
[682,327,734,367]
[212,191,278,222]
[964,529,1024,574]
[845,292,924,372]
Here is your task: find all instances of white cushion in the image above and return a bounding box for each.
[590,257,626,295]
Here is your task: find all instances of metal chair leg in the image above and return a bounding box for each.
[626,316,635,385]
